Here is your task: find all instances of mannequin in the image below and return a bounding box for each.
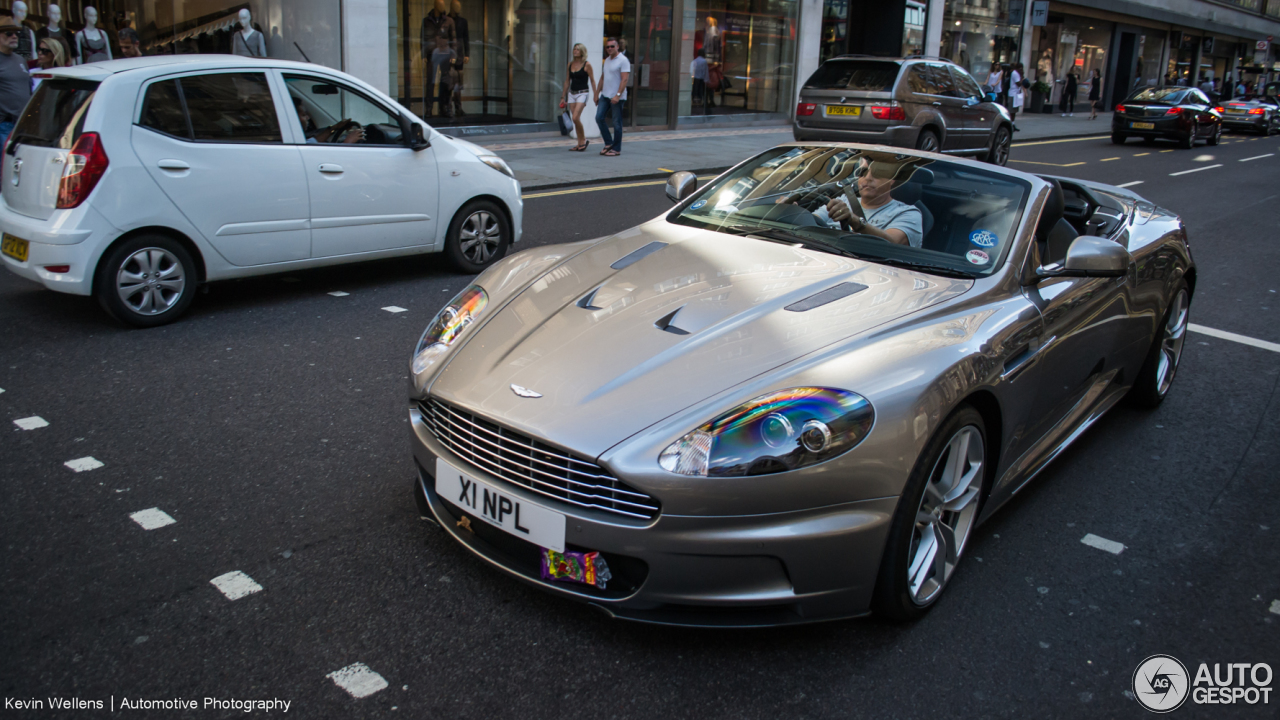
[231,9,267,58]
[36,4,78,65]
[75,7,112,64]
[10,2,37,64]
[420,0,456,118]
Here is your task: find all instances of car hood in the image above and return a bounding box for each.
[429,221,973,457]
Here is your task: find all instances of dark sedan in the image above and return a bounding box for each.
[1215,95,1280,136]
[1112,86,1222,148]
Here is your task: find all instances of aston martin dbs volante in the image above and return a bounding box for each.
[407,144,1194,626]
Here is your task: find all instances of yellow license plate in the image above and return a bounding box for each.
[825,105,862,117]
[1,233,28,262]
[1130,122,1155,130]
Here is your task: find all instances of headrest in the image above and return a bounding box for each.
[1035,178,1065,243]
[890,182,921,205]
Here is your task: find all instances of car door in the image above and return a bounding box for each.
[947,66,998,151]
[280,72,438,259]
[921,64,969,151]
[131,71,311,266]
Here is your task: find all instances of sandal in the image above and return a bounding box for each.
[603,149,620,156]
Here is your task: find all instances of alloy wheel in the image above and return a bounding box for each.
[992,128,1011,165]
[1156,289,1189,396]
[917,131,939,153]
[116,247,186,316]
[459,210,501,264]
[907,425,984,606]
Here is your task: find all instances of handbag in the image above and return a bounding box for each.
[558,111,572,136]
[720,75,733,91]
[707,65,723,90]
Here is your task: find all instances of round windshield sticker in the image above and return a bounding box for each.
[969,229,997,247]
[966,249,990,265]
[690,199,707,210]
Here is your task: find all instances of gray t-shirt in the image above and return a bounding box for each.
[815,196,924,248]
[0,51,32,122]
[600,54,631,101]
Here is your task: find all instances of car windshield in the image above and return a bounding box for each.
[668,146,1032,278]
[1128,87,1188,104]
[804,60,900,92]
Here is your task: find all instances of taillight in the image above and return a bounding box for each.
[869,105,906,121]
[1214,106,1224,113]
[1249,108,1265,115]
[1165,107,1182,116]
[1115,104,1126,113]
[796,103,816,117]
[56,132,108,209]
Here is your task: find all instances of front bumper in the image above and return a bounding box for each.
[0,201,117,296]
[409,406,897,627]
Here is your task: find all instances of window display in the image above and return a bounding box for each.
[680,0,798,120]
[940,0,1023,81]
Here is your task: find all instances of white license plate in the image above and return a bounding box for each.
[435,458,566,551]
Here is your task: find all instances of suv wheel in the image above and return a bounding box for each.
[444,199,511,273]
[95,235,198,328]
[915,129,940,153]
[985,126,1011,165]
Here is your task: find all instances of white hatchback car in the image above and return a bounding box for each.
[0,55,522,326]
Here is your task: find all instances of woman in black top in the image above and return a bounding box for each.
[1060,71,1078,116]
[560,43,596,151]
[1088,69,1102,119]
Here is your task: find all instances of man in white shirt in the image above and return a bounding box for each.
[594,37,630,156]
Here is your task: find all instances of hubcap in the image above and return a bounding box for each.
[907,425,984,606]
[1156,289,1189,396]
[116,247,185,316]
[459,210,501,264]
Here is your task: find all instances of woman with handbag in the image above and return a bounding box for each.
[560,43,595,151]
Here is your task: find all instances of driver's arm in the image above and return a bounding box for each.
[826,200,916,246]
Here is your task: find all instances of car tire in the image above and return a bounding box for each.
[1128,282,1190,409]
[94,235,198,328]
[871,404,988,622]
[1207,124,1220,146]
[1263,122,1272,137]
[985,125,1011,166]
[444,199,511,274]
[1111,133,1126,145]
[1180,130,1196,149]
[916,128,940,153]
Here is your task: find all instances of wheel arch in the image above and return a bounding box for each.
[92,226,207,296]
[961,389,1003,502]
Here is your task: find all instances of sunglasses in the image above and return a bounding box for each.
[1,31,20,38]
[607,44,617,49]
[38,48,52,55]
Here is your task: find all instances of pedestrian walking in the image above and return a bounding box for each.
[1008,62,1024,131]
[1088,68,1102,119]
[595,36,629,157]
[690,49,710,114]
[560,43,594,152]
[1060,71,1077,116]
[0,17,32,149]
[985,64,1003,98]
[1236,78,1248,97]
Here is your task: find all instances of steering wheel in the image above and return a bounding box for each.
[327,119,362,143]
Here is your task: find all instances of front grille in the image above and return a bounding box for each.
[420,398,661,521]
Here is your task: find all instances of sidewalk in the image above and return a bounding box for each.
[480,112,1113,190]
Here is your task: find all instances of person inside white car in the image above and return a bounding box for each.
[292,95,364,144]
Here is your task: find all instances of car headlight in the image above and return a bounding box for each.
[478,155,515,179]
[412,285,488,375]
[658,388,874,477]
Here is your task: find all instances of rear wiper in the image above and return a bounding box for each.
[722,224,859,259]
[5,133,47,147]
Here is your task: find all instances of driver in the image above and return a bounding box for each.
[292,96,365,145]
[813,154,925,247]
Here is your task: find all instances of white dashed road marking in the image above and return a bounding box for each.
[327,663,389,699]
[1239,153,1274,162]
[1081,533,1126,555]
[382,306,408,313]
[210,571,264,600]
[14,416,49,430]
[1270,600,1280,615]
[1169,164,1222,176]
[64,456,104,472]
[328,291,350,297]
[130,508,176,530]
[1116,181,1144,188]
[1189,324,1280,353]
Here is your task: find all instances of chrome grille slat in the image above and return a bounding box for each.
[421,399,661,520]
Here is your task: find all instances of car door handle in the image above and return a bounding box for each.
[932,101,943,107]
[319,163,344,174]
[157,159,189,170]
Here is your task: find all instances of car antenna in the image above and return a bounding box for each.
[293,42,311,63]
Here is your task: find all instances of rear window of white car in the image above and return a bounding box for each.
[804,60,899,92]
[139,72,282,143]
[7,78,98,152]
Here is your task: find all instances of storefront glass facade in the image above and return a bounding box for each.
[939,0,1023,83]
[679,0,798,119]
[1027,13,1109,105]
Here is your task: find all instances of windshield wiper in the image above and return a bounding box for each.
[721,224,860,259]
[861,256,974,279]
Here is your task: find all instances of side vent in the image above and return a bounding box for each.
[577,286,603,310]
[784,282,869,312]
[611,241,667,270]
[654,307,689,335]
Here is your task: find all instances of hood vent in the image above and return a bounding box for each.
[611,241,667,270]
[577,286,604,310]
[654,307,690,335]
[785,282,868,312]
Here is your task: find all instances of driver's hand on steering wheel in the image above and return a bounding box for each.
[342,125,365,144]
[826,198,858,226]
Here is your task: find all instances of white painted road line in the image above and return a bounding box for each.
[1081,534,1126,555]
[1189,324,1280,353]
[1271,600,1280,616]
[129,508,176,530]
[327,663,388,699]
[13,416,49,430]
[64,456,104,472]
[1116,181,1145,188]
[382,306,408,314]
[210,571,264,600]
[1169,164,1222,176]
[1239,153,1274,162]
[328,291,350,297]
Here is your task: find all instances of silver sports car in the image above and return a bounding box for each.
[408,144,1194,626]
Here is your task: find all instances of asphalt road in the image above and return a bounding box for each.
[1,131,1278,719]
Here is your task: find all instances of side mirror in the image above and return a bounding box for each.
[400,113,431,151]
[1038,236,1131,278]
[966,96,980,106]
[985,92,999,103]
[666,171,697,203]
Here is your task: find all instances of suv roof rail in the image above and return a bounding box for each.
[902,55,957,64]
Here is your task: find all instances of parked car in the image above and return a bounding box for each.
[793,55,1013,165]
[1112,86,1222,148]
[406,144,1193,625]
[0,55,522,327]
[1215,94,1280,136]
